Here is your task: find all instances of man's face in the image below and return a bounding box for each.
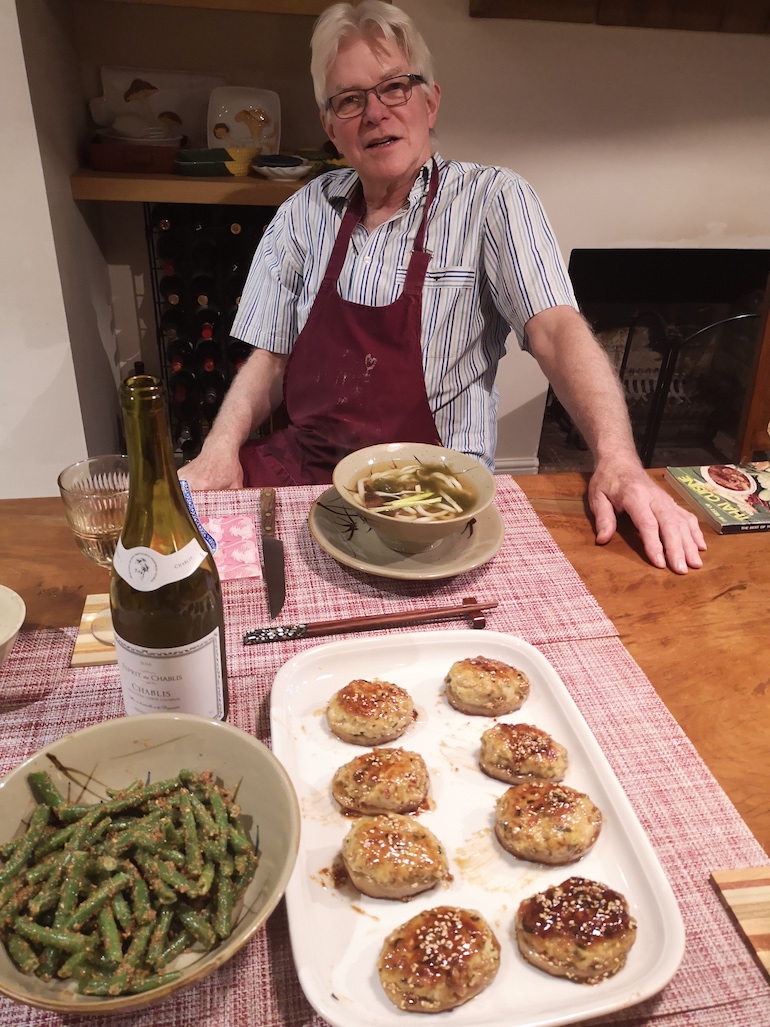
[321,35,440,193]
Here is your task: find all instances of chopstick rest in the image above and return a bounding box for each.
[243,598,498,645]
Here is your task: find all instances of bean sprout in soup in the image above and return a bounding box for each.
[351,462,476,521]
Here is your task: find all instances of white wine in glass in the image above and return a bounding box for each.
[57,455,130,645]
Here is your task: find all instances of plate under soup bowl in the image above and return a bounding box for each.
[332,442,496,555]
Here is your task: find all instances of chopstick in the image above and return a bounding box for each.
[243,598,498,645]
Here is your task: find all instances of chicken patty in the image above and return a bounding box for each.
[515,876,637,984]
[378,906,500,1012]
[326,678,416,745]
[444,656,530,716]
[332,747,430,815]
[479,722,568,784]
[341,813,449,900]
[495,781,602,864]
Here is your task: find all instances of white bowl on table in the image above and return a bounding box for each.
[0,585,25,668]
[332,442,496,555]
[0,713,300,1014]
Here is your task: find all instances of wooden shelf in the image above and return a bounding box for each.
[104,0,338,13]
[469,0,770,33]
[71,168,303,206]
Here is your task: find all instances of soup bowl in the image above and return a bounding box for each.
[332,442,496,554]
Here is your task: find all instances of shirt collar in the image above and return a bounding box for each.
[325,151,444,210]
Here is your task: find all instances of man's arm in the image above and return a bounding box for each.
[178,348,287,490]
[526,305,707,573]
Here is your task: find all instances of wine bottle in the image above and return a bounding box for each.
[159,275,185,307]
[156,233,184,277]
[168,369,199,417]
[190,239,217,277]
[159,309,189,344]
[193,306,220,342]
[167,340,194,374]
[191,274,217,310]
[176,421,201,460]
[227,340,252,373]
[195,340,221,375]
[111,375,229,720]
[199,368,226,421]
[150,205,177,233]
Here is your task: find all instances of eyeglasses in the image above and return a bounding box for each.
[326,74,425,120]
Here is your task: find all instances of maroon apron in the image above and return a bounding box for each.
[239,163,442,486]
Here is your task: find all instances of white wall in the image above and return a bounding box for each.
[0,0,89,498]
[2,0,769,494]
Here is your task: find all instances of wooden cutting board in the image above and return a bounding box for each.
[71,593,117,667]
[710,866,770,980]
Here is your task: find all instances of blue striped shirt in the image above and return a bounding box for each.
[231,152,577,468]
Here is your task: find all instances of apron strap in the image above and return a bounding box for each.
[322,160,440,286]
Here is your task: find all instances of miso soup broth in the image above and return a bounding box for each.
[349,462,477,521]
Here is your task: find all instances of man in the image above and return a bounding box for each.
[181,0,705,574]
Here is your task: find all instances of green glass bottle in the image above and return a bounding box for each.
[111,374,229,720]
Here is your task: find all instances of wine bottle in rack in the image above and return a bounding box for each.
[155,233,185,277]
[166,339,194,374]
[199,368,227,421]
[159,309,189,344]
[168,369,199,417]
[176,420,201,460]
[189,238,217,278]
[111,374,228,720]
[150,205,178,233]
[193,306,220,342]
[159,274,185,307]
[191,274,218,310]
[195,339,222,375]
[227,340,252,373]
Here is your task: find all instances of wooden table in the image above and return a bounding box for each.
[1,470,767,856]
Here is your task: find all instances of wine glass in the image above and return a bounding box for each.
[57,455,130,645]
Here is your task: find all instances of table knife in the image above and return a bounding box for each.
[260,488,286,618]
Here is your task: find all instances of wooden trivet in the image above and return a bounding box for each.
[710,866,770,981]
[71,593,117,668]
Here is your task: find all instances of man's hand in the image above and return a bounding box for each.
[178,446,244,491]
[589,458,707,573]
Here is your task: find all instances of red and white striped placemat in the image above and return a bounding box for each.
[0,481,766,1027]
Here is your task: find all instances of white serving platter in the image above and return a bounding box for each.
[270,630,685,1027]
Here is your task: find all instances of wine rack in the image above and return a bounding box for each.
[145,201,277,461]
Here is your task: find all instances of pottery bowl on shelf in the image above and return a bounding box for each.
[0,714,300,1015]
[0,585,25,668]
[332,442,496,555]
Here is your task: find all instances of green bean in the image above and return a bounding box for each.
[25,851,67,886]
[175,903,216,949]
[154,928,191,969]
[54,851,89,926]
[0,805,50,884]
[34,823,77,859]
[188,792,218,838]
[7,932,40,974]
[28,772,66,809]
[147,907,174,967]
[28,865,65,918]
[111,891,133,934]
[133,853,178,906]
[13,916,92,952]
[69,809,108,851]
[214,874,235,940]
[227,820,254,857]
[194,863,216,898]
[0,881,44,928]
[98,904,124,962]
[174,792,203,878]
[66,871,132,930]
[56,948,91,980]
[127,969,181,993]
[122,862,156,925]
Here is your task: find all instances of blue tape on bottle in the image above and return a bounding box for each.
[180,479,217,555]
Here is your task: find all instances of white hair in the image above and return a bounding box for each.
[310,1,435,110]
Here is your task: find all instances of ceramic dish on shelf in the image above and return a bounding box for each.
[251,159,314,182]
[207,86,280,153]
[270,630,686,1027]
[308,486,504,580]
[174,147,259,177]
[99,67,226,149]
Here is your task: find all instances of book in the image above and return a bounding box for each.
[664,460,770,534]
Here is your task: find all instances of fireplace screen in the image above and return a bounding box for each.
[542,249,770,469]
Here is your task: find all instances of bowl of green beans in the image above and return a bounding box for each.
[0,713,301,1013]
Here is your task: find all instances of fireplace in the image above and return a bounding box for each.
[543,249,770,468]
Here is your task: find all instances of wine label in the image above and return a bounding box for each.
[115,626,226,720]
[113,537,207,592]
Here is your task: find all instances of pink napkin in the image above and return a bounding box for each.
[200,514,262,581]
